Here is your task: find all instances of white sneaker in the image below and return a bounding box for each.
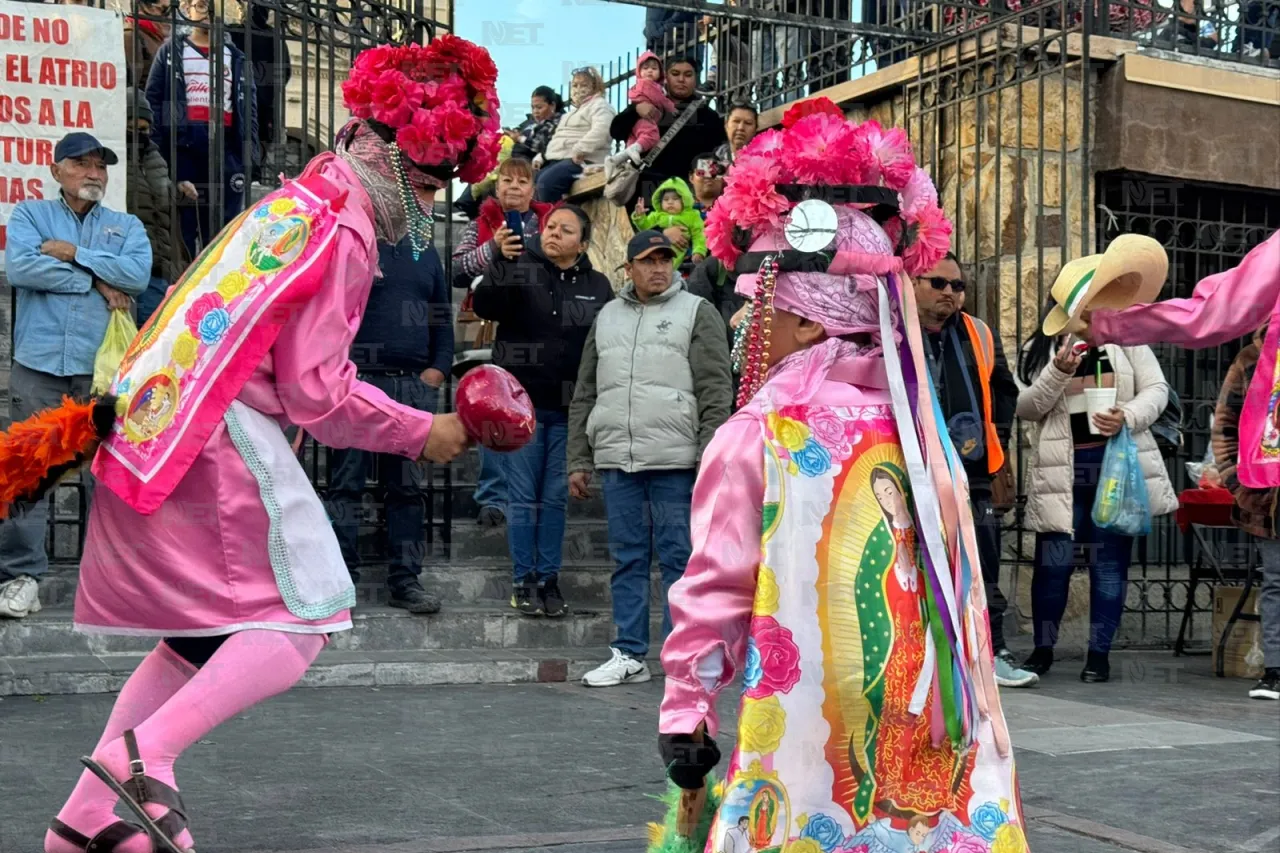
[994,648,1039,688]
[0,575,42,619]
[582,647,651,687]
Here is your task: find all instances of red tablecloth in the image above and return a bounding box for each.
[1176,487,1235,533]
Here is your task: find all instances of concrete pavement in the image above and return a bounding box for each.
[0,650,1276,853]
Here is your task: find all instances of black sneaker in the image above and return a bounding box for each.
[1249,668,1280,700]
[477,506,506,527]
[512,579,542,616]
[389,584,441,615]
[540,576,567,618]
[1023,646,1054,676]
[1080,650,1110,683]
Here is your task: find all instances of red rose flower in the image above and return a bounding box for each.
[341,76,375,119]
[782,96,845,129]
[370,70,420,129]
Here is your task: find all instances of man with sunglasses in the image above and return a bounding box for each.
[688,151,727,219]
[915,253,1037,688]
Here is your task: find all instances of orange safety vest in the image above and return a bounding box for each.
[961,313,1006,474]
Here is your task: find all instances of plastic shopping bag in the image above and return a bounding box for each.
[1092,425,1152,536]
[91,310,139,395]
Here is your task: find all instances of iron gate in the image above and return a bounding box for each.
[1096,172,1280,646]
[22,0,457,565]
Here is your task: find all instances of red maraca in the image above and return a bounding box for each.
[455,365,536,452]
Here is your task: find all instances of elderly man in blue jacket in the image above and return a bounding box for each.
[1,132,151,619]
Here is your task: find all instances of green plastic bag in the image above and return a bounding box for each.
[91,310,139,395]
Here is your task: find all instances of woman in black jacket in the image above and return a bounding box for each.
[472,205,613,619]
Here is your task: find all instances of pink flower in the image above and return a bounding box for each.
[457,131,500,184]
[351,45,396,78]
[807,408,855,460]
[435,100,478,151]
[704,200,742,267]
[857,120,915,190]
[738,128,786,160]
[898,167,938,219]
[370,70,421,128]
[396,113,445,166]
[946,831,990,853]
[341,76,375,118]
[184,292,225,335]
[781,113,859,184]
[746,615,802,699]
[719,155,792,238]
[902,203,953,276]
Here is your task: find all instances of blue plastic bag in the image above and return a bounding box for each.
[1092,425,1152,536]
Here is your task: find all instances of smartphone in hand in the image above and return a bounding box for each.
[505,210,524,246]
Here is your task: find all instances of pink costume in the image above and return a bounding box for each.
[75,154,432,638]
[1091,232,1280,486]
[40,35,503,853]
[652,105,1028,853]
[628,51,675,152]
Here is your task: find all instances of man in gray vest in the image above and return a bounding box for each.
[569,230,732,687]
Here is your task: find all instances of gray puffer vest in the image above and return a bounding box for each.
[587,278,702,472]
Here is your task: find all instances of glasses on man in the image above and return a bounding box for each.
[692,160,726,178]
[924,276,966,293]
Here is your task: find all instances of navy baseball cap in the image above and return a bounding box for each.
[626,229,676,262]
[53,132,119,166]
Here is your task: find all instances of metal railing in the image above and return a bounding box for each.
[573,0,1275,118]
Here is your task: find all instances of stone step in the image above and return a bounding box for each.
[0,604,662,658]
[0,646,666,696]
[37,560,666,610]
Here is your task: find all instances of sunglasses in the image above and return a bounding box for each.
[692,162,725,178]
[924,276,966,293]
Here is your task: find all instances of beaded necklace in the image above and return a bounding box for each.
[390,142,435,261]
[735,255,779,410]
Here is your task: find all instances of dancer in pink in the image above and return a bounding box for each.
[28,36,503,853]
[605,51,675,173]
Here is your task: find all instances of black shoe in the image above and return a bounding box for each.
[540,576,567,618]
[512,579,542,616]
[1023,646,1054,676]
[1080,650,1110,683]
[477,506,506,527]
[1249,668,1280,700]
[389,584,442,615]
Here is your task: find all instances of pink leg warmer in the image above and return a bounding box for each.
[48,631,324,853]
[47,643,197,853]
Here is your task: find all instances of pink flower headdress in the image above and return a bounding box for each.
[341,35,502,185]
[706,96,951,277]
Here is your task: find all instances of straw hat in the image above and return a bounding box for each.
[1042,234,1169,336]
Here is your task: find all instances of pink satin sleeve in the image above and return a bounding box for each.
[659,413,764,737]
[256,224,434,459]
[1092,231,1280,349]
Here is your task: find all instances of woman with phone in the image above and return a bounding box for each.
[1014,301,1177,682]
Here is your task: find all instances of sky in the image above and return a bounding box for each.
[455,0,646,127]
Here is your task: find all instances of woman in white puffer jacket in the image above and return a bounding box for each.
[534,66,616,203]
[1014,303,1178,684]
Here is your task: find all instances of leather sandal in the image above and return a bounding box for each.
[48,818,146,852]
[77,730,192,853]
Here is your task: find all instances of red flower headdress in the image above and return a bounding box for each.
[341,35,502,185]
[706,97,951,277]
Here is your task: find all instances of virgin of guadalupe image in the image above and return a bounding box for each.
[847,463,975,826]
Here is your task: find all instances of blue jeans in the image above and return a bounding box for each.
[473,448,507,511]
[602,469,695,658]
[1031,444,1134,654]
[136,275,170,328]
[324,374,439,592]
[504,409,568,581]
[535,159,583,203]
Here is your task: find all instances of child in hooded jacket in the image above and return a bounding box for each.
[631,176,706,268]
[606,52,675,175]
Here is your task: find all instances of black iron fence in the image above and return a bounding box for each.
[9,0,457,566]
[579,0,1275,117]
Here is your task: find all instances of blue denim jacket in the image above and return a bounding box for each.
[4,195,152,377]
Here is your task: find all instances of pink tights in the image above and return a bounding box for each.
[47,630,325,853]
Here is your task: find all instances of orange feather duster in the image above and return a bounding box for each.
[0,396,116,519]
